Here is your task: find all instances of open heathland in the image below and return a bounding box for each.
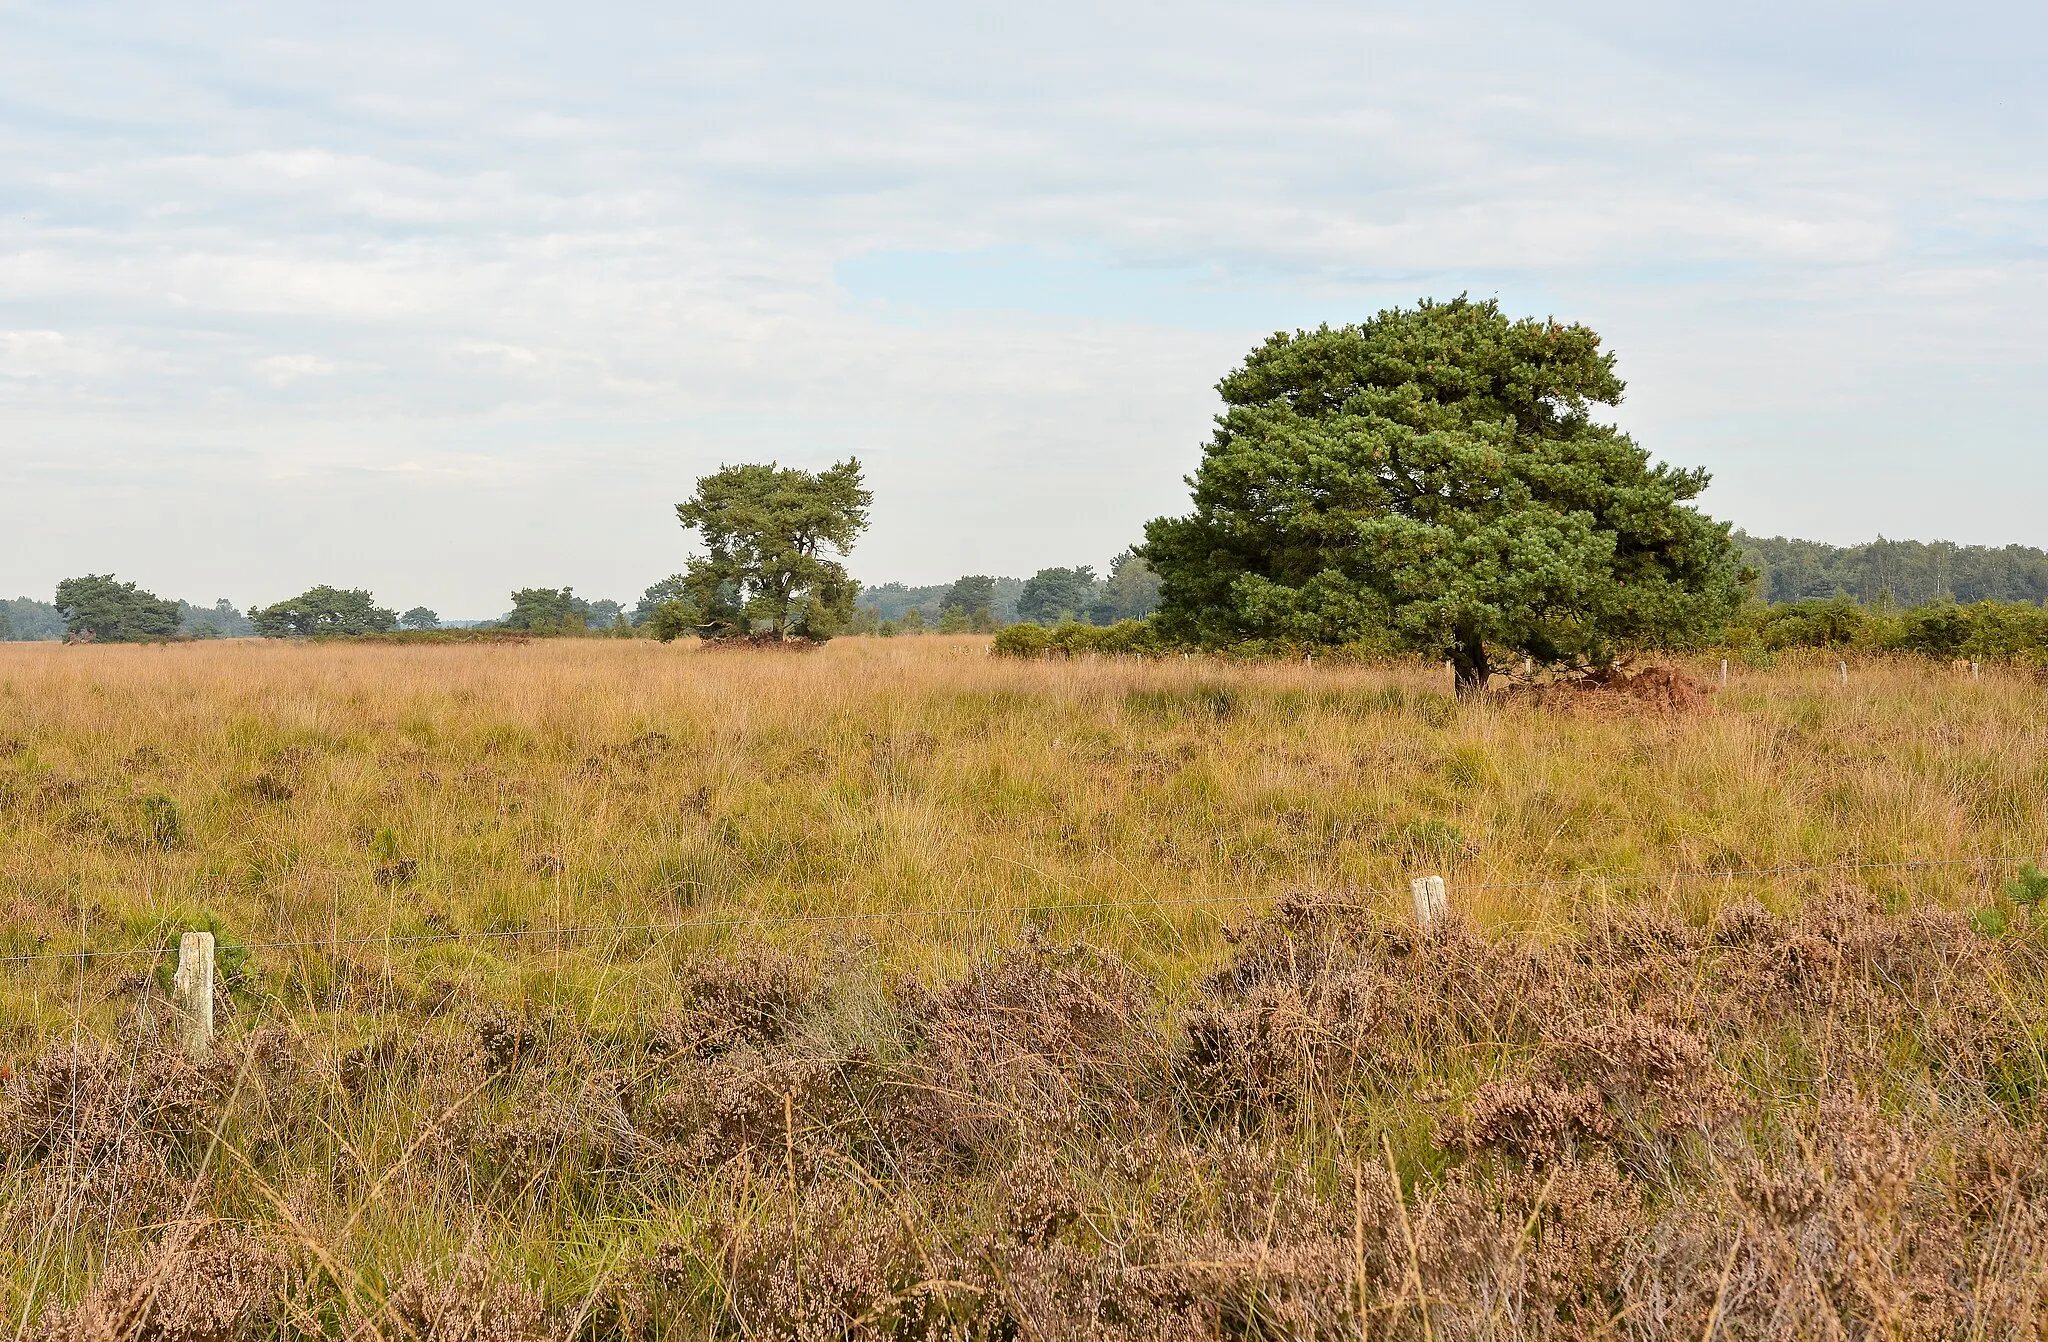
[3,638,2046,1338]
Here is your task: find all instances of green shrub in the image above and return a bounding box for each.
[995,619,1171,658]
[650,599,700,644]
[1721,596,2048,665]
[991,623,1053,657]
[1892,601,2048,665]
[998,598,2048,667]
[1725,597,1879,651]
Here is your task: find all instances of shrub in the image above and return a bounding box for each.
[649,599,699,644]
[1892,600,2048,665]
[2005,863,2048,908]
[1721,596,2048,665]
[995,619,1166,658]
[991,623,1053,657]
[1724,597,1876,651]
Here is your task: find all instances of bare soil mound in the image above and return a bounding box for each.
[694,633,825,651]
[1505,662,1711,712]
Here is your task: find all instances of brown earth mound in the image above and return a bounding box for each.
[1505,662,1711,712]
[695,633,825,651]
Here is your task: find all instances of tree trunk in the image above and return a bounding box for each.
[1450,630,1490,698]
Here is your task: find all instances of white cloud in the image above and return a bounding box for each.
[0,0,2043,613]
[256,354,338,384]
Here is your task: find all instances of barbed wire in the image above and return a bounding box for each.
[5,851,2040,968]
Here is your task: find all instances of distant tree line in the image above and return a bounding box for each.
[10,372,2037,670]
[1737,533,2048,607]
[847,552,1163,636]
[14,579,256,643]
[14,529,2044,647]
[2,596,66,641]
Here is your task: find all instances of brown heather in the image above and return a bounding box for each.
[3,637,2047,1337]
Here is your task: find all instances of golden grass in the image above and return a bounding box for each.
[4,638,2047,1337]
[2,637,2041,994]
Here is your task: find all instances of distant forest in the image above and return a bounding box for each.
[857,553,1165,631]
[8,533,2046,640]
[1736,534,2048,606]
[1,595,253,641]
[861,577,1028,624]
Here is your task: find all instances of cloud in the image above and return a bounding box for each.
[0,0,2043,614]
[256,353,337,384]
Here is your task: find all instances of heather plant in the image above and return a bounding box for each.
[5,892,2045,1337]
[2,637,2046,1336]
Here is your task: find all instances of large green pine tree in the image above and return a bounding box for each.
[1144,297,1746,693]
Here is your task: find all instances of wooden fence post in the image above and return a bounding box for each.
[1719,658,1728,688]
[1837,660,1848,687]
[1409,874,1447,929]
[172,931,214,1060]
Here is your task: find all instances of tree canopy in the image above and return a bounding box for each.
[675,459,871,640]
[178,599,253,639]
[252,587,398,637]
[632,576,689,627]
[54,575,182,642]
[1090,550,1163,624]
[2,597,65,641]
[1143,297,1746,692]
[1016,566,1099,624]
[503,588,591,631]
[941,575,996,617]
[401,607,440,631]
[940,575,998,632]
[1737,533,2048,607]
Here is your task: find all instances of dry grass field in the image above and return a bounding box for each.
[3,637,2046,1339]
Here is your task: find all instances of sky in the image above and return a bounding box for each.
[3,1,2045,618]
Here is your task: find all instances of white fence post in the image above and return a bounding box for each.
[1719,658,1728,688]
[1409,874,1448,929]
[1971,661,1981,682]
[1837,660,1848,687]
[172,931,214,1060]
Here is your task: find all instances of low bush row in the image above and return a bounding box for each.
[994,598,2048,666]
[991,620,1396,662]
[991,619,1166,658]
[1725,597,2048,663]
